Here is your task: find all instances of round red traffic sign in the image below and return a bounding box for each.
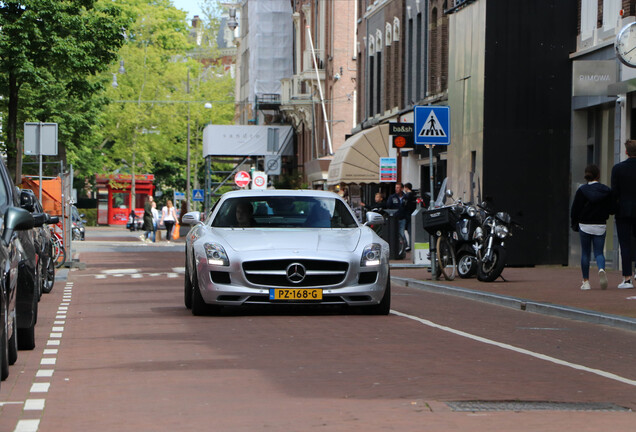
[234,171,251,188]
[253,174,266,188]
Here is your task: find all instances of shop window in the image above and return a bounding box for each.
[112,193,129,209]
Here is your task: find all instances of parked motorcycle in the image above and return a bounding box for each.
[476,203,519,282]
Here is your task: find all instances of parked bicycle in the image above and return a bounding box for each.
[49,227,66,269]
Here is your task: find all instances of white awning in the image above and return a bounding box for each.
[202,125,294,157]
[327,124,389,185]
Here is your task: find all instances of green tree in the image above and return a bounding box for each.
[0,0,129,182]
[100,0,235,200]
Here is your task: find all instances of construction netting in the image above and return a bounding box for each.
[248,0,293,103]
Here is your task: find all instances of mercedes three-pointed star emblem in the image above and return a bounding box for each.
[286,262,306,284]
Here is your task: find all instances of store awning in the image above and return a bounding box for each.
[327,124,389,185]
[202,125,294,157]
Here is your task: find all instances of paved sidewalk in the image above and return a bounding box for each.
[390,259,636,331]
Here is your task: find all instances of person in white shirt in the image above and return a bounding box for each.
[160,200,178,241]
[151,201,159,242]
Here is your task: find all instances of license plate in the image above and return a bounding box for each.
[269,288,322,300]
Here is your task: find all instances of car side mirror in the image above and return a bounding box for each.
[364,211,385,226]
[3,207,34,245]
[182,211,202,225]
[19,190,35,213]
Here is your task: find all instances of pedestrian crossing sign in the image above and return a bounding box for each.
[414,106,450,145]
[192,189,204,202]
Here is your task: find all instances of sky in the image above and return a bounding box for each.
[171,0,205,20]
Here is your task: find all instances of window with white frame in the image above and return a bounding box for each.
[603,0,621,32]
[581,0,597,40]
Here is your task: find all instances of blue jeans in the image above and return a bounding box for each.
[398,218,407,247]
[579,230,606,279]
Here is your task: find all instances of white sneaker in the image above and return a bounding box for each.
[618,280,634,289]
[599,269,608,290]
[580,280,591,290]
[138,234,145,241]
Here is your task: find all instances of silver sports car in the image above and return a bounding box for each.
[182,189,390,315]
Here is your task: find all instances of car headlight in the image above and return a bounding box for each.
[495,225,509,239]
[361,243,382,267]
[204,243,229,266]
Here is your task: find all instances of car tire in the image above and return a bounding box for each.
[191,268,221,316]
[8,316,17,365]
[18,303,36,350]
[184,258,193,310]
[1,310,8,382]
[364,276,391,315]
[43,256,55,294]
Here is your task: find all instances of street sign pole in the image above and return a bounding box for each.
[429,145,437,280]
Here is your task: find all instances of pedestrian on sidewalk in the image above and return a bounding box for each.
[611,139,636,289]
[151,201,159,242]
[387,182,408,251]
[403,183,417,251]
[571,164,613,291]
[142,195,154,242]
[160,200,178,242]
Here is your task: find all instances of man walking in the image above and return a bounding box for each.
[611,139,636,289]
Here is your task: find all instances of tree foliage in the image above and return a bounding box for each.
[0,0,129,181]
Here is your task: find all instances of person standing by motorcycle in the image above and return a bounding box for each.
[571,164,613,291]
[611,139,636,289]
[387,183,408,250]
[403,183,417,251]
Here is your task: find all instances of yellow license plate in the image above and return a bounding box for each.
[269,288,323,300]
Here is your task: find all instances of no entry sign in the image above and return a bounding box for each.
[234,171,251,188]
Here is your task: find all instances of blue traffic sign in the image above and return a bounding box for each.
[192,189,204,202]
[414,106,450,145]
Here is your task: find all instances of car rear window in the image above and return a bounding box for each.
[211,196,358,229]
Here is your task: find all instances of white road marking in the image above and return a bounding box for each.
[49,333,62,338]
[40,358,56,366]
[54,321,65,325]
[55,315,66,320]
[101,269,139,274]
[391,310,636,387]
[24,399,45,410]
[46,340,60,346]
[167,273,178,278]
[14,419,40,432]
[172,267,185,273]
[43,349,58,355]
[29,383,50,393]
[52,327,64,332]
[131,274,143,279]
[36,370,54,378]
[95,275,106,279]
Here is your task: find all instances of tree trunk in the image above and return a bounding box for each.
[7,70,19,184]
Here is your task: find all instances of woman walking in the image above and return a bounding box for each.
[570,164,613,290]
[160,200,178,242]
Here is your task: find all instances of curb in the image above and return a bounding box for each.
[391,276,636,332]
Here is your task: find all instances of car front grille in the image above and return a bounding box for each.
[242,259,349,287]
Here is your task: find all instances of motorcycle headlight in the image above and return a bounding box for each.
[204,243,229,266]
[361,243,382,267]
[495,225,509,239]
[467,206,477,217]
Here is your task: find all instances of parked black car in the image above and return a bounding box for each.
[0,159,36,387]
[20,189,57,294]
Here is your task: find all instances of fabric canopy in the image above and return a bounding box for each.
[327,124,389,185]
[202,125,294,157]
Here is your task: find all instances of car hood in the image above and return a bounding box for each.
[216,228,362,252]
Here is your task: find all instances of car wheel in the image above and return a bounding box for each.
[184,258,193,310]
[364,276,391,315]
[43,256,55,294]
[8,316,17,365]
[1,308,8,382]
[191,268,221,316]
[18,303,36,350]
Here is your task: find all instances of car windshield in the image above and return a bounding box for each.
[211,196,358,229]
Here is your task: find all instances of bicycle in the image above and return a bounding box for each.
[50,229,66,269]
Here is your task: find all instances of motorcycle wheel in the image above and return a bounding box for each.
[436,235,456,281]
[457,251,478,279]
[477,243,507,282]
